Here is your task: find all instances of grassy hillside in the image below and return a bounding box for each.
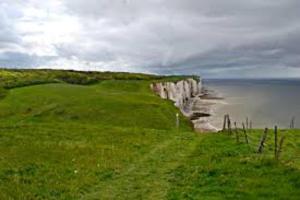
[0,70,299,199]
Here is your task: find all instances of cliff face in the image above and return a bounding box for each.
[151,78,219,132]
[150,78,202,116]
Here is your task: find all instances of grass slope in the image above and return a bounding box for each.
[0,75,299,199]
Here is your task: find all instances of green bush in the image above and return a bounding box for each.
[56,72,98,85]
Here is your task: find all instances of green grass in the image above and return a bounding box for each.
[0,71,299,199]
[167,130,300,200]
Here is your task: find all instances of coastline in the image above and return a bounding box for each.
[191,87,225,132]
[150,78,226,133]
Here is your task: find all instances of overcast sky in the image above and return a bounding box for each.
[1,0,300,78]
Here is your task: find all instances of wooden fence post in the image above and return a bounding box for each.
[227,114,232,135]
[290,117,295,129]
[234,122,239,143]
[274,126,278,159]
[223,114,227,131]
[242,123,249,144]
[257,128,268,153]
[246,117,249,129]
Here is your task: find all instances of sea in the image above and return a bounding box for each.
[203,78,300,129]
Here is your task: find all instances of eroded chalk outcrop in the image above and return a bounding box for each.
[150,78,201,114]
[151,78,220,132]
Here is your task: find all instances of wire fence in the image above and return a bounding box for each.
[221,114,300,163]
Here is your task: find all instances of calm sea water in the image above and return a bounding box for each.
[204,79,300,129]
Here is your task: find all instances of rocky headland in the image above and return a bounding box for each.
[151,78,223,132]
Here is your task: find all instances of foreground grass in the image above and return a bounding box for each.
[167,130,300,199]
[0,78,299,199]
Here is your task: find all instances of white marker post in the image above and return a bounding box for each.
[176,113,179,129]
[176,112,182,153]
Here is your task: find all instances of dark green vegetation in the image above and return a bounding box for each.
[0,68,159,89]
[0,69,299,199]
[0,68,198,89]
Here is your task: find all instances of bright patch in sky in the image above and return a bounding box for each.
[0,0,300,77]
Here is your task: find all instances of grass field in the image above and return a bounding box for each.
[0,70,299,199]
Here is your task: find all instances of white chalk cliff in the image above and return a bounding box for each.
[151,78,220,132]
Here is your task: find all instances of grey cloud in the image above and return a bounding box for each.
[0,51,55,68]
[1,0,300,77]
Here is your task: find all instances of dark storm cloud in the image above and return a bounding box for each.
[0,0,300,77]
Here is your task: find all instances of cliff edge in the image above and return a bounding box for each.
[151,78,219,132]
